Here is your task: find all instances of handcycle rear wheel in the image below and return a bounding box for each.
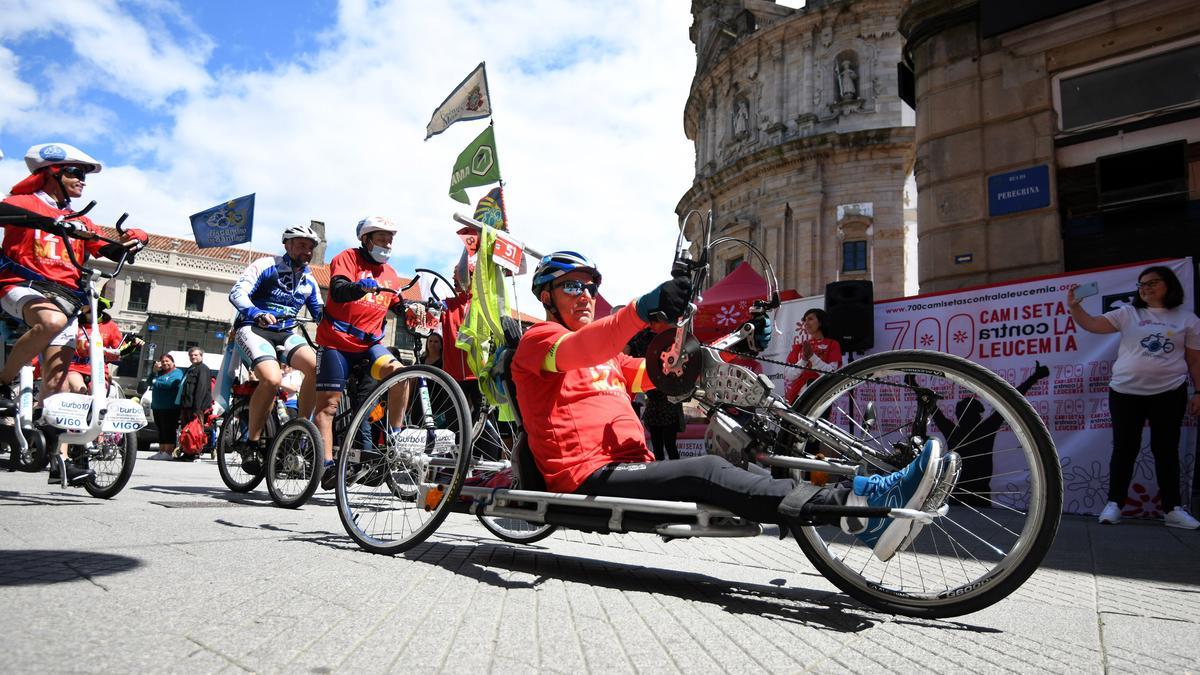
[216,397,270,493]
[265,418,322,508]
[788,349,1061,618]
[335,364,472,554]
[81,432,135,499]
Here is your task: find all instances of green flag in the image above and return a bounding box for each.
[449,125,502,204]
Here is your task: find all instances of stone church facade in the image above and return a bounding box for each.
[677,0,918,300]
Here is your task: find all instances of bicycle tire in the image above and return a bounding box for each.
[468,416,557,544]
[265,418,322,508]
[476,514,557,544]
[789,349,1061,618]
[13,427,48,473]
[216,398,268,493]
[336,364,472,554]
[82,431,135,499]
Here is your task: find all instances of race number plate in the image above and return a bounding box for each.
[42,393,94,431]
[103,398,148,432]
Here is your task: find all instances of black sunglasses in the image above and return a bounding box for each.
[59,166,90,181]
[554,279,600,297]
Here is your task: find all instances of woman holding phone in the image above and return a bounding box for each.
[1069,266,1200,529]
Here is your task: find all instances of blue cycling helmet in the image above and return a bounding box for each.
[531,250,602,297]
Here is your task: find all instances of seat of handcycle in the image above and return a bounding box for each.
[493,316,547,493]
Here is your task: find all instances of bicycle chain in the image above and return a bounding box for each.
[715,346,928,393]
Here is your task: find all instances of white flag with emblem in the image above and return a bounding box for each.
[425,62,492,139]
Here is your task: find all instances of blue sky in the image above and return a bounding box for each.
[0,0,698,308]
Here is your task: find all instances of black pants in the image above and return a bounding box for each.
[647,425,680,461]
[577,455,848,525]
[1108,385,1187,510]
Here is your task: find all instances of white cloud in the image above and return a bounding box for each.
[2,0,700,310]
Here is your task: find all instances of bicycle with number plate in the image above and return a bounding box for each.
[0,200,148,499]
[368,212,1063,618]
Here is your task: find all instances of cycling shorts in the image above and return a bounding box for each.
[315,344,394,393]
[0,284,77,347]
[235,324,309,367]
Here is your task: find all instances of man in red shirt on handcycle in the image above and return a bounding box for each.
[511,251,948,561]
[0,143,148,485]
[312,216,423,489]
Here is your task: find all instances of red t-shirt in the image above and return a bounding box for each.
[69,318,123,375]
[0,193,107,290]
[785,337,842,402]
[317,248,403,352]
[512,307,653,493]
[440,292,474,381]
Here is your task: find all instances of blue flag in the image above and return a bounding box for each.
[190,194,255,248]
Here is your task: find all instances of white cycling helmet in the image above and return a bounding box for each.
[281,223,321,245]
[24,143,103,174]
[356,216,397,240]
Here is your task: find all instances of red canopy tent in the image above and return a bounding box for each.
[692,262,771,343]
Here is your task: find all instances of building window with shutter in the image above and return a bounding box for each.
[843,240,867,272]
[185,289,205,313]
[128,281,150,312]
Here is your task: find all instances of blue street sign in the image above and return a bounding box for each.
[987,164,1050,217]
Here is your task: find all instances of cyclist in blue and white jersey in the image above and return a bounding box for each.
[228,224,323,470]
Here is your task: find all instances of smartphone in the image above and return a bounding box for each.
[1074,281,1099,300]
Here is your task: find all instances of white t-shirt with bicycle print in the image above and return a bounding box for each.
[1103,305,1200,396]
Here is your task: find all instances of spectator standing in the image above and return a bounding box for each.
[175,346,214,461]
[279,365,302,419]
[642,389,684,461]
[422,332,444,369]
[148,355,184,460]
[1069,265,1200,529]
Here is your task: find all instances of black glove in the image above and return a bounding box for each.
[1033,360,1050,380]
[636,274,692,324]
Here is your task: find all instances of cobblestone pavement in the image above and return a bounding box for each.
[1,453,1197,673]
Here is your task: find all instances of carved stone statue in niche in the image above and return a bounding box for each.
[732,98,749,138]
[837,60,858,101]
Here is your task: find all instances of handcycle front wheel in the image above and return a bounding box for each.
[265,418,322,509]
[335,364,472,555]
[81,432,135,499]
[216,398,269,493]
[787,349,1061,618]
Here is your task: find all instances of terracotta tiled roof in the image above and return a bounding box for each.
[95,227,539,316]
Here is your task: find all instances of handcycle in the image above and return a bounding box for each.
[333,213,1062,619]
[0,200,148,499]
[263,317,387,508]
[263,282,451,509]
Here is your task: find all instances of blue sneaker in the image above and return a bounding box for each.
[851,438,943,561]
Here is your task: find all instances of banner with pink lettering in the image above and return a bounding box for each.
[871,258,1196,517]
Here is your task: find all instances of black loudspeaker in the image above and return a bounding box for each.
[824,280,874,353]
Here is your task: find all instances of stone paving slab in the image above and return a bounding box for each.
[0,454,1197,673]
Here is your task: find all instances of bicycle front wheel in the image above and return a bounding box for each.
[336,365,472,554]
[216,398,267,493]
[789,349,1061,618]
[82,432,135,499]
[265,418,322,508]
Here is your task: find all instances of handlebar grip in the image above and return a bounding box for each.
[114,213,129,234]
